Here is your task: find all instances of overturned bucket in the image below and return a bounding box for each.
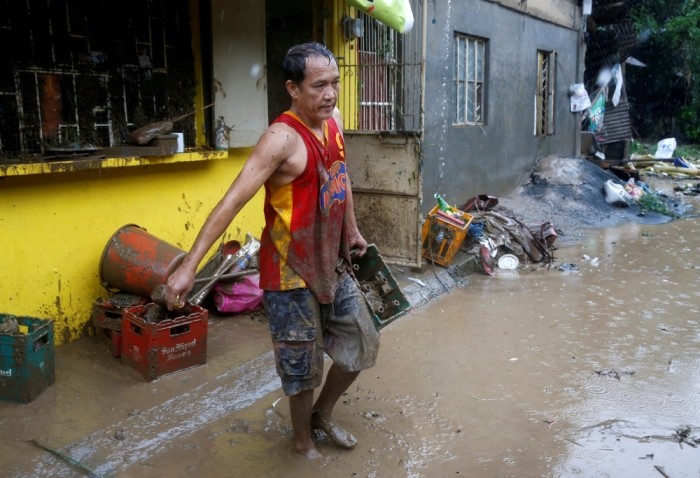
[99,224,187,297]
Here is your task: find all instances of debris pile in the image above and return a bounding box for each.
[93,226,263,367]
[420,193,557,275]
[460,205,557,275]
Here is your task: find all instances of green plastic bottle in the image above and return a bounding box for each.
[434,193,451,212]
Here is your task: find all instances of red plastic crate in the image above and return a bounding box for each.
[100,328,122,358]
[92,294,148,332]
[121,304,208,381]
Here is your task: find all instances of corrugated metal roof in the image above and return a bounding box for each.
[598,84,632,144]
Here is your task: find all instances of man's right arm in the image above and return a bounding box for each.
[164,123,298,308]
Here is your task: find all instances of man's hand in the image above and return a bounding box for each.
[165,261,197,311]
[348,231,368,257]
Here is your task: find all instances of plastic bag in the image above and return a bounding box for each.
[569,84,591,112]
[655,138,677,159]
[611,63,623,107]
[213,274,263,314]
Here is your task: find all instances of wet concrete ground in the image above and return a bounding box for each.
[2,213,699,478]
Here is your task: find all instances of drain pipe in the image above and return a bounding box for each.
[420,0,427,136]
[417,0,428,266]
[575,1,589,158]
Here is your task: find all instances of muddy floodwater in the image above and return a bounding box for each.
[2,217,700,478]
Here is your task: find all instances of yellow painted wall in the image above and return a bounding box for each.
[326,0,360,130]
[0,0,350,347]
[0,151,264,345]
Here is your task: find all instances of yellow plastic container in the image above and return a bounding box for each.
[420,206,473,267]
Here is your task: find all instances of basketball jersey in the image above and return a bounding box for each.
[258,111,350,303]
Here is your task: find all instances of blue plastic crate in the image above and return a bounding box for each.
[0,315,55,403]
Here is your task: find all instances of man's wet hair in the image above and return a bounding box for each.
[283,42,336,85]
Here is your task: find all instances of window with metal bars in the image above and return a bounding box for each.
[454,33,486,126]
[0,0,196,163]
[333,2,422,133]
[536,50,556,136]
[356,14,399,131]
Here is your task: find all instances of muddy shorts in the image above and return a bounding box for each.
[263,270,380,396]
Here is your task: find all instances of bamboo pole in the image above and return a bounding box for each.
[645,164,700,176]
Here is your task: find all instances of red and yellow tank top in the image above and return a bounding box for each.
[258,111,350,303]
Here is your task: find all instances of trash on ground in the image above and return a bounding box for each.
[603,179,631,207]
[421,194,473,267]
[558,262,579,272]
[460,205,556,275]
[655,138,677,159]
[594,369,635,380]
[407,277,427,287]
[95,226,263,375]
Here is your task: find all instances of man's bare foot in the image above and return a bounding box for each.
[295,443,323,459]
[311,411,357,449]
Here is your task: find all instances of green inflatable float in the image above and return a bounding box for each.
[348,0,414,33]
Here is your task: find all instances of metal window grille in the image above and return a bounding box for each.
[333,1,423,133]
[0,0,195,163]
[536,50,556,136]
[454,34,486,126]
[357,16,398,131]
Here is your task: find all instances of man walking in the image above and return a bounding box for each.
[164,42,380,459]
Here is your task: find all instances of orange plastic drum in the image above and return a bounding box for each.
[99,224,187,297]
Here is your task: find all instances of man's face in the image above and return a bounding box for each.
[294,55,340,121]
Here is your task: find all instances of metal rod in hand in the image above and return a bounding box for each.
[193,268,257,284]
[188,235,260,305]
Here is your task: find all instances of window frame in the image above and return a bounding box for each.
[0,0,200,166]
[535,49,557,136]
[453,33,487,127]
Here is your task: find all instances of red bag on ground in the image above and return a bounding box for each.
[212,274,263,314]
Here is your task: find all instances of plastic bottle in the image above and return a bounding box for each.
[434,193,451,213]
[215,116,230,150]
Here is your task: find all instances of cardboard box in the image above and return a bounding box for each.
[121,304,208,381]
[0,315,55,403]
